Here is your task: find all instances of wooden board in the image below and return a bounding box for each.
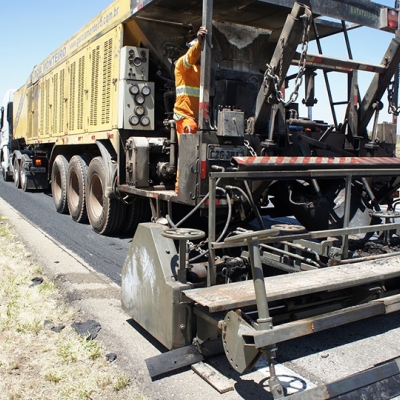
[191,362,235,394]
[183,257,400,312]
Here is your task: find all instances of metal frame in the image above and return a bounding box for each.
[207,164,400,268]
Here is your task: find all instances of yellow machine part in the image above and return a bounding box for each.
[12,0,134,148]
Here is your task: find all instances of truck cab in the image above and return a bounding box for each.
[0,89,16,181]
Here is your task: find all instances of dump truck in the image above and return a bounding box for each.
[5,0,400,397]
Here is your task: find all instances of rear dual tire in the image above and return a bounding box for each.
[51,154,150,236]
[20,155,29,192]
[86,156,126,235]
[13,157,21,188]
[67,155,91,223]
[52,155,70,214]
[122,196,151,234]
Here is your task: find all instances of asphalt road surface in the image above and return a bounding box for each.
[0,177,131,284]
[2,175,400,399]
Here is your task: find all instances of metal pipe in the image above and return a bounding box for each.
[337,250,400,265]
[178,240,188,283]
[247,238,272,330]
[281,241,321,261]
[244,181,265,230]
[268,105,278,141]
[370,101,383,143]
[227,184,265,231]
[208,172,216,286]
[361,177,381,212]
[199,0,213,131]
[189,187,232,262]
[260,243,320,268]
[287,118,329,130]
[342,175,352,259]
[168,120,177,169]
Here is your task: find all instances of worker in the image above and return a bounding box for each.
[173,26,208,193]
[174,26,208,138]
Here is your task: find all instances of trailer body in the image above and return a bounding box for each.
[4,0,400,396]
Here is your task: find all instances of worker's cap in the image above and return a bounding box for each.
[187,38,198,48]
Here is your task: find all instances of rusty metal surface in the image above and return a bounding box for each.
[252,302,386,347]
[183,256,400,312]
[132,0,393,32]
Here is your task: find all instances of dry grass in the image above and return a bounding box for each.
[0,216,146,400]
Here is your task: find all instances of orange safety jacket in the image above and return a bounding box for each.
[173,40,201,124]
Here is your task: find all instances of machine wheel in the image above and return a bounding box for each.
[13,157,21,188]
[162,227,206,240]
[20,155,29,192]
[121,196,151,234]
[224,228,280,243]
[52,155,70,214]
[67,155,91,223]
[86,156,125,235]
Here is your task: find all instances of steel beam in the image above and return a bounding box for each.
[199,0,213,131]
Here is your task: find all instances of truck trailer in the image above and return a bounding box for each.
[5,0,400,397]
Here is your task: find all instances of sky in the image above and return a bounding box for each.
[0,0,399,131]
[0,0,112,99]
[294,0,400,130]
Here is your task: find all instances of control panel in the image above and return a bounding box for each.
[119,46,154,130]
[119,81,155,130]
[120,46,149,81]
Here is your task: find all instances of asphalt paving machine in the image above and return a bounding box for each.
[121,0,400,397]
[5,1,400,389]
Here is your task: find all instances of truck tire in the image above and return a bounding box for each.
[2,153,12,182]
[67,155,91,223]
[13,157,21,188]
[122,197,151,234]
[2,167,9,182]
[86,156,125,235]
[52,155,70,214]
[20,155,29,192]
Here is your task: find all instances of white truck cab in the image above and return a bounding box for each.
[0,89,16,181]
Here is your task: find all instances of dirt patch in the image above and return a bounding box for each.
[0,216,145,400]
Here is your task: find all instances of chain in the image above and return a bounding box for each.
[244,140,257,156]
[188,238,208,253]
[285,14,311,106]
[387,81,400,116]
[262,12,311,106]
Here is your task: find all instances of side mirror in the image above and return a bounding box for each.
[0,106,4,130]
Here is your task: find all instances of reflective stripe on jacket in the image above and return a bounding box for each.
[173,40,201,121]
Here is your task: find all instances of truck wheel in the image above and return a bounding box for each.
[2,153,12,182]
[86,156,125,235]
[20,155,29,192]
[122,197,151,234]
[2,167,8,182]
[13,157,21,188]
[52,155,70,214]
[67,155,91,223]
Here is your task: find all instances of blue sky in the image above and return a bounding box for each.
[296,0,400,128]
[0,0,398,130]
[0,1,111,99]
